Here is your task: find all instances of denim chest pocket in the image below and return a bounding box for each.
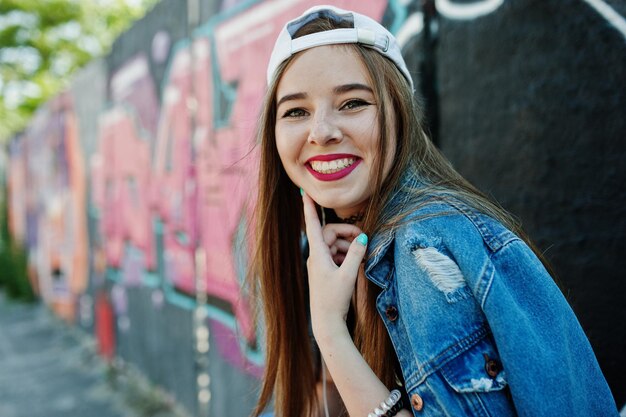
[408,336,517,417]
[439,336,508,393]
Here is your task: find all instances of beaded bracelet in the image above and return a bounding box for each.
[368,389,403,417]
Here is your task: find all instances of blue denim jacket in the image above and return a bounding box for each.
[364,186,618,416]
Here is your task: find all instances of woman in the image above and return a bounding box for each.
[250,5,617,417]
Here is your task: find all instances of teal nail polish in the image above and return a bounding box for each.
[356,233,368,246]
[299,188,304,196]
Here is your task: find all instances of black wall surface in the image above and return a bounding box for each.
[432,0,625,404]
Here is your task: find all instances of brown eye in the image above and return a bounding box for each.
[341,99,370,110]
[282,108,307,118]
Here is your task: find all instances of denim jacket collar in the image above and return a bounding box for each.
[365,170,424,288]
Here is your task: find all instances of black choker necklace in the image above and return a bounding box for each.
[338,213,364,224]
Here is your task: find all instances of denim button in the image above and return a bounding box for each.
[385,305,398,321]
[484,355,501,378]
[410,393,424,411]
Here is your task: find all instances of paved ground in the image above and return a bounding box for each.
[2,290,623,417]
[0,291,183,417]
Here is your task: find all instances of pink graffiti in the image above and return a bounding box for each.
[92,56,159,277]
[91,0,389,354]
[152,46,197,291]
[92,107,156,272]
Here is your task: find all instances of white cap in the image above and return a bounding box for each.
[267,5,414,90]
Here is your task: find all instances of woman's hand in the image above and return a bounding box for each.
[302,192,368,340]
[323,222,362,266]
[302,193,411,417]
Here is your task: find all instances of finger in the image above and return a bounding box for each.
[339,233,368,277]
[332,239,352,254]
[321,223,362,247]
[301,192,326,254]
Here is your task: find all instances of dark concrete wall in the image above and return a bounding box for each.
[434,0,626,403]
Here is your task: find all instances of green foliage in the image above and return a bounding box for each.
[0,186,35,302]
[0,239,33,302]
[0,0,159,142]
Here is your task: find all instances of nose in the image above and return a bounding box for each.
[307,110,342,145]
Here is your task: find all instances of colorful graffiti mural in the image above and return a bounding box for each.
[86,0,406,367]
[3,0,425,384]
[7,94,89,321]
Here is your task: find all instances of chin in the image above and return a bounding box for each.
[311,197,340,211]
[316,198,366,217]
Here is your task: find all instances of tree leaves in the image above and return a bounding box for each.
[0,0,159,141]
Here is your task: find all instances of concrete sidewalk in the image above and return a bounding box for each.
[0,291,174,417]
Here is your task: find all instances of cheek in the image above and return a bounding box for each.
[275,125,306,163]
[274,131,300,182]
[352,111,382,154]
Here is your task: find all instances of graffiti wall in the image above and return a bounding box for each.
[7,93,89,321]
[5,0,625,414]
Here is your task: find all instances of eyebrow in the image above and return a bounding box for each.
[276,83,374,108]
[333,83,373,95]
[276,92,307,109]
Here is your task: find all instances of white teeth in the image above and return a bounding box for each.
[310,158,356,174]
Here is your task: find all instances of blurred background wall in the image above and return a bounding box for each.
[4,0,625,414]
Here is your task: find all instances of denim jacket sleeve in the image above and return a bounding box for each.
[402,201,618,417]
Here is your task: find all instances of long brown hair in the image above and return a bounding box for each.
[250,15,542,417]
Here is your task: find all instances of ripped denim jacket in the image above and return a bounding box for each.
[364,191,617,417]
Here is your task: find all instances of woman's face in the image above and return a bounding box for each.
[274,45,395,218]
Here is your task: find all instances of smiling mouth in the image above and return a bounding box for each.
[305,155,361,182]
[309,158,356,174]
